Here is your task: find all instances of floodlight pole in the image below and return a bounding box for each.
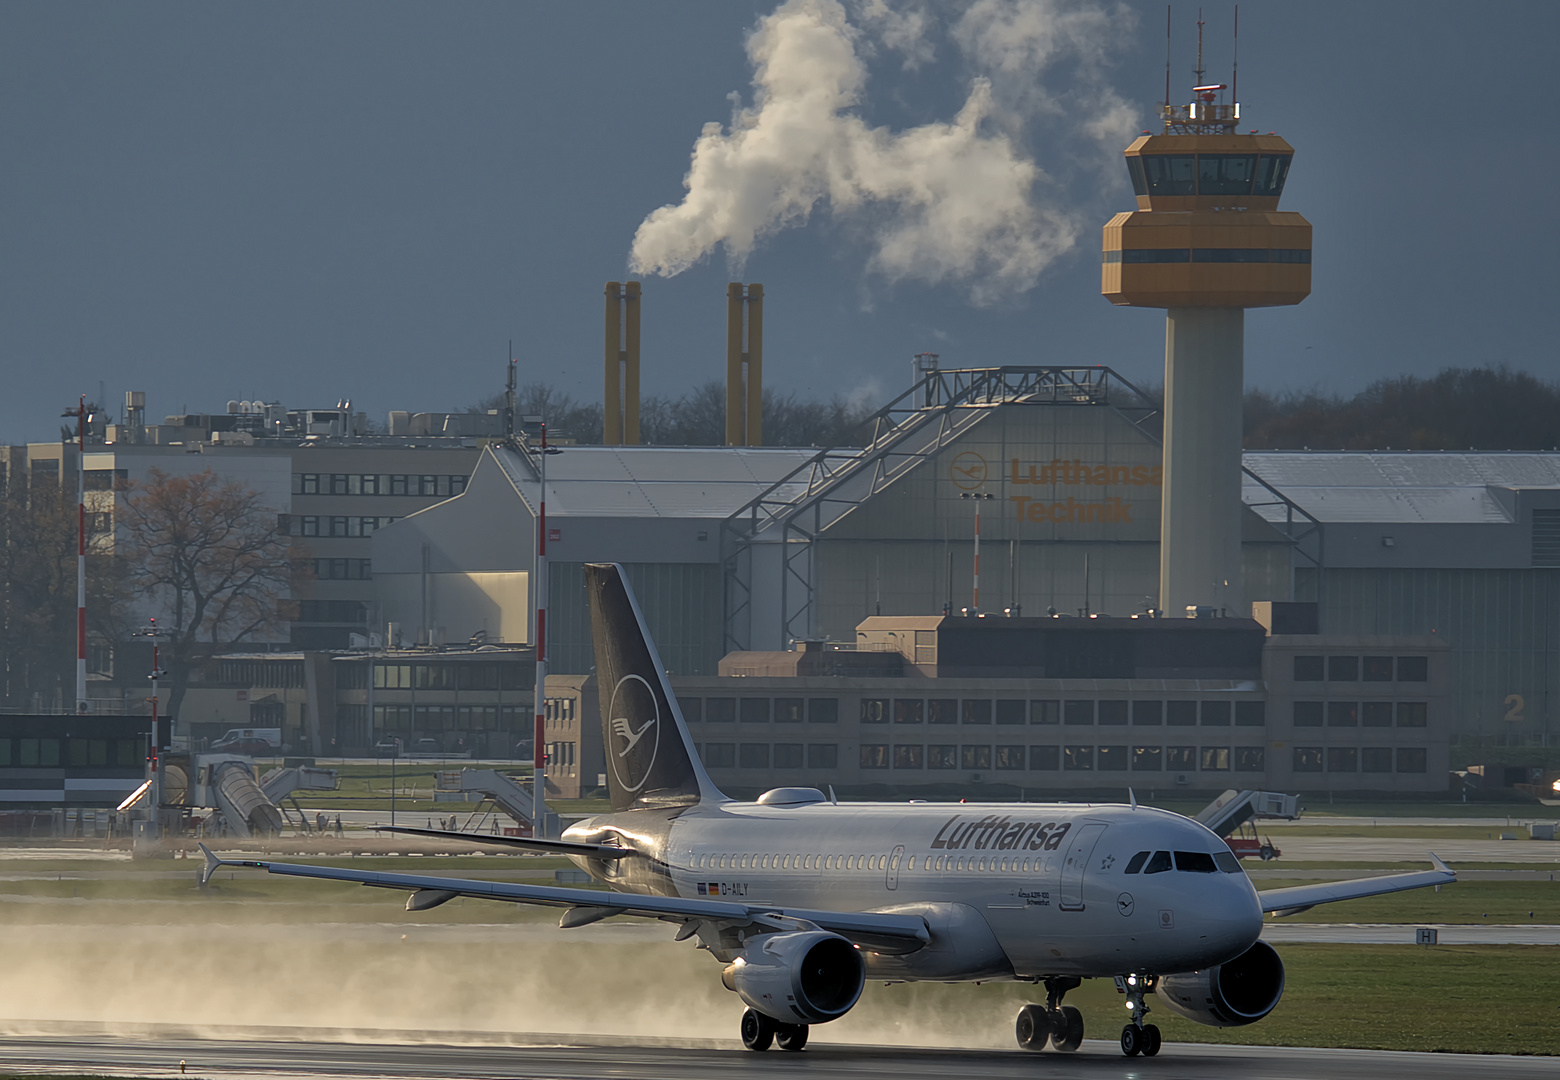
[63,398,89,712]
[532,422,553,839]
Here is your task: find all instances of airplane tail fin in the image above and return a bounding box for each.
[586,563,724,813]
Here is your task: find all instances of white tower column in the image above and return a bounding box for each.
[1160,307,1245,617]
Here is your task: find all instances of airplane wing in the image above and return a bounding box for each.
[368,825,634,859]
[198,845,929,953]
[1258,854,1456,917]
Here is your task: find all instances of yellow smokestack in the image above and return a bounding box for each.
[725,282,763,446]
[604,281,641,445]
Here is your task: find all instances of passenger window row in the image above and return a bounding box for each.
[690,852,1054,875]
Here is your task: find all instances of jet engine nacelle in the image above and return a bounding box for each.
[721,931,865,1025]
[1155,941,1285,1027]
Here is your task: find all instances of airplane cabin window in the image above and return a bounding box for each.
[1143,850,1172,874]
[1124,850,1150,874]
[1175,851,1219,873]
[1214,850,1243,873]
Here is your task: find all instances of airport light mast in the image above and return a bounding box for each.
[1102,14,1311,616]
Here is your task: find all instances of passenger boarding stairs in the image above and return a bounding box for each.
[1195,789,1302,838]
[434,769,559,839]
[721,366,1161,651]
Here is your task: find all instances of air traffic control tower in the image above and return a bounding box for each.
[1103,74,1310,617]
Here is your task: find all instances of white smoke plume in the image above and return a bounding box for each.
[628,0,1134,305]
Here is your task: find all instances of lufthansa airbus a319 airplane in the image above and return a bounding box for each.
[204,563,1455,1057]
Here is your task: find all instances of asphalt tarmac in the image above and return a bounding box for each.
[0,1025,1553,1080]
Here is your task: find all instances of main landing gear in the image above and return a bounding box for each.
[740,1008,808,1052]
[1116,974,1162,1058]
[1014,976,1084,1053]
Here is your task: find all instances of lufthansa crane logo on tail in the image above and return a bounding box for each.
[607,674,660,793]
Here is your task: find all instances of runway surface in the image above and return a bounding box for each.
[0,1025,1552,1080]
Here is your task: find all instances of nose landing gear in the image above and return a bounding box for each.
[1014,976,1084,1052]
[1115,974,1162,1057]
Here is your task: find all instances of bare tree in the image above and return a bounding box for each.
[118,468,309,723]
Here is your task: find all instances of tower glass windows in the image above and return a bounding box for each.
[1253,154,1292,197]
[1131,152,1292,198]
[1197,154,1258,195]
[1141,155,1197,195]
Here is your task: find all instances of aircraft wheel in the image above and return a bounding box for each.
[1051,1005,1084,1053]
[1260,844,1275,861]
[1141,1024,1163,1057]
[1015,1003,1051,1051]
[1120,1024,1142,1057]
[740,1008,774,1051]
[775,1023,809,1051]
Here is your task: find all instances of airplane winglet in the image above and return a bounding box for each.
[1429,852,1454,877]
[198,842,225,887]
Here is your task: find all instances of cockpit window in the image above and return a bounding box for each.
[1142,850,1173,874]
[1214,850,1244,873]
[1124,850,1150,874]
[1175,851,1219,873]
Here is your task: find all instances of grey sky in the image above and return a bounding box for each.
[3,1,1556,443]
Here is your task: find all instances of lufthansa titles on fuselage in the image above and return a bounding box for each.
[929,815,1074,853]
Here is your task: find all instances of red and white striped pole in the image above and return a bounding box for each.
[75,397,88,712]
[532,421,549,839]
[961,491,993,614]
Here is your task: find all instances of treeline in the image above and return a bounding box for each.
[1242,366,1560,451]
[472,381,878,448]
[474,366,1560,451]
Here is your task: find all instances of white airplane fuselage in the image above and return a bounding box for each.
[566,799,1263,981]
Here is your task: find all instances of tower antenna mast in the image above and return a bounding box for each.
[1232,5,1239,106]
[1164,5,1172,110]
[1194,8,1206,88]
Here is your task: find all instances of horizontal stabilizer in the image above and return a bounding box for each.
[371,824,632,859]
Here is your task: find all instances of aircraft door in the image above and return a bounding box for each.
[1058,823,1107,911]
[886,845,905,890]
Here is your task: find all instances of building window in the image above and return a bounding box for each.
[1133,701,1163,726]
[1030,700,1059,725]
[1063,745,1094,770]
[962,700,992,725]
[860,744,889,769]
[774,698,803,723]
[706,698,736,723]
[807,743,838,769]
[1098,745,1127,771]
[1064,700,1094,725]
[704,743,735,768]
[300,516,320,537]
[1396,747,1427,773]
[1098,701,1128,726]
[1328,656,1359,682]
[450,474,468,495]
[390,474,409,496]
[1294,656,1324,681]
[771,742,803,768]
[927,698,957,724]
[1166,701,1197,726]
[861,698,889,724]
[1029,745,1059,770]
[928,744,957,769]
[893,744,924,769]
[1397,656,1428,682]
[1327,747,1358,772]
[1327,702,1359,727]
[419,475,439,496]
[995,700,1025,725]
[1397,702,1428,727]
[961,745,992,770]
[739,744,770,769]
[1293,746,1323,773]
[1362,747,1393,773]
[1235,746,1265,771]
[1200,747,1231,771]
[995,745,1026,770]
[1362,701,1393,727]
[1293,701,1323,727]
[1167,746,1196,771]
[298,473,320,494]
[894,699,924,724]
[1200,701,1231,726]
[1235,701,1265,726]
[681,699,703,723]
[1131,745,1163,771]
[740,698,770,723]
[330,474,349,495]
[1363,656,1394,682]
[807,698,837,723]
